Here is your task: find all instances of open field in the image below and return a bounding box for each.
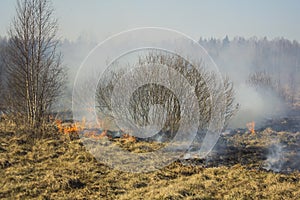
[1,1,300,199]
[1,114,300,200]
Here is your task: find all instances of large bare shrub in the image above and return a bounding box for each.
[96,52,238,141]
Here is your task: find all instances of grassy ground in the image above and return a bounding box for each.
[1,127,300,199]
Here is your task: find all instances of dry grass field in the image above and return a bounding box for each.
[1,117,300,199]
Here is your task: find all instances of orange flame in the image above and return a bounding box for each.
[246,121,255,134]
[55,120,80,134]
[63,123,79,134]
[54,117,136,143]
[55,120,63,133]
[83,130,109,140]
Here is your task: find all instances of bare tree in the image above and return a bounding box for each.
[2,0,65,130]
[96,51,238,141]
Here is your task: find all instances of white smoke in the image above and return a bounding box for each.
[263,141,285,172]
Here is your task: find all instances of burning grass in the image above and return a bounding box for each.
[1,118,300,199]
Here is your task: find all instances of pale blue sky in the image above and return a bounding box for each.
[1,0,300,41]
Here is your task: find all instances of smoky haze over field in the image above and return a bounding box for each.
[1,35,299,129]
[59,35,299,129]
[199,36,299,128]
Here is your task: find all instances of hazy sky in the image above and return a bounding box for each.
[1,0,300,42]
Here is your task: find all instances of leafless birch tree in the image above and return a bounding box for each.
[2,0,65,130]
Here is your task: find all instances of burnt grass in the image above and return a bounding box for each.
[1,116,300,199]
